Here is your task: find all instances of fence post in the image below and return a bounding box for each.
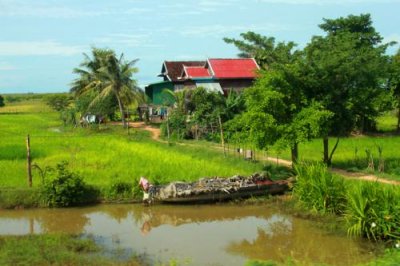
[26,134,32,187]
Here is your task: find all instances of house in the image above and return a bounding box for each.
[145,58,259,105]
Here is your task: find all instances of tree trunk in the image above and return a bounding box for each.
[291,143,298,166]
[218,115,225,157]
[397,108,400,132]
[116,95,126,128]
[323,137,329,165]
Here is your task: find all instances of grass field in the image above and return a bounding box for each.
[0,99,265,189]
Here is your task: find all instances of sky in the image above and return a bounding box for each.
[0,0,399,94]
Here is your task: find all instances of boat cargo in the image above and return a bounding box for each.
[151,173,289,203]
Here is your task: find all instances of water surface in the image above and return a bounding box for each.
[0,204,378,265]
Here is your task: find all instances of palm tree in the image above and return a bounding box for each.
[71,47,142,127]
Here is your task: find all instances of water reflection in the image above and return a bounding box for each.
[0,204,379,266]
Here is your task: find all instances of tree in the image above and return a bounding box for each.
[389,49,400,131]
[45,94,70,111]
[0,95,4,107]
[304,13,391,165]
[224,31,298,69]
[226,69,332,164]
[71,47,142,127]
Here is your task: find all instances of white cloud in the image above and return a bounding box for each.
[179,24,292,37]
[95,33,162,48]
[256,0,400,4]
[0,0,108,18]
[0,62,16,70]
[384,34,400,44]
[0,41,86,56]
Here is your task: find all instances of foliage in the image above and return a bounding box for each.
[345,181,400,241]
[389,48,400,132]
[293,163,346,214]
[103,180,137,201]
[0,95,4,107]
[75,90,118,119]
[0,234,143,266]
[304,13,392,164]
[0,188,41,209]
[71,47,143,127]
[45,94,71,111]
[223,31,298,69]
[40,161,99,207]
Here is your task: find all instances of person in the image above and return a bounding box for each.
[139,176,153,204]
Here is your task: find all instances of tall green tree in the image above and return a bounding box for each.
[224,31,298,69]
[0,95,5,107]
[389,49,400,131]
[304,13,391,165]
[71,47,142,127]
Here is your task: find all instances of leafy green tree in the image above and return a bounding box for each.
[224,31,298,69]
[389,49,400,131]
[71,47,143,127]
[227,69,332,164]
[45,94,70,112]
[0,95,4,107]
[304,13,391,165]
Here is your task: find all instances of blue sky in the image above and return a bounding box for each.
[0,0,399,93]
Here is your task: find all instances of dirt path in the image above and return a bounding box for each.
[111,121,161,140]
[114,123,399,185]
[262,156,400,185]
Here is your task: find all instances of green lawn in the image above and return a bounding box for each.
[0,99,265,188]
[273,135,400,181]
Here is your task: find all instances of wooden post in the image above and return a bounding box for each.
[218,115,225,157]
[26,134,32,187]
[166,111,170,144]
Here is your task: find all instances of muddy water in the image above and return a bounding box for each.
[0,204,379,266]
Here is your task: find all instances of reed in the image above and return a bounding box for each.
[293,163,346,215]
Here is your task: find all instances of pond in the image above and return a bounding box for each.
[0,203,379,266]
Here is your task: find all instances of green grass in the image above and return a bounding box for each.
[269,135,400,180]
[0,234,142,266]
[0,99,266,190]
[376,110,398,132]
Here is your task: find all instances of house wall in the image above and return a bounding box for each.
[219,79,254,93]
[146,82,174,105]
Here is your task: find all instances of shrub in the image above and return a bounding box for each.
[293,163,346,214]
[104,180,136,201]
[41,162,99,207]
[345,181,400,241]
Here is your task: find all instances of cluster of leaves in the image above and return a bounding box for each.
[223,13,395,165]
[345,181,400,241]
[160,87,244,140]
[293,163,346,215]
[71,47,144,127]
[293,163,400,242]
[41,162,99,207]
[103,180,137,201]
[0,95,5,107]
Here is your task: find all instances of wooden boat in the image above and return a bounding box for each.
[151,175,289,204]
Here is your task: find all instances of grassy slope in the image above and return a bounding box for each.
[0,100,264,188]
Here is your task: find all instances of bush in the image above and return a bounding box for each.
[293,163,346,215]
[41,162,99,207]
[345,181,400,241]
[103,180,136,201]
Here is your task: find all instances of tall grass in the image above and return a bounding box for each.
[293,163,400,242]
[293,163,346,214]
[0,99,266,189]
[345,181,400,241]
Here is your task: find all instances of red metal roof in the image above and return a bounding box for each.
[161,61,205,82]
[183,66,211,78]
[207,58,259,79]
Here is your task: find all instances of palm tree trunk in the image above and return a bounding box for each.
[116,94,126,128]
